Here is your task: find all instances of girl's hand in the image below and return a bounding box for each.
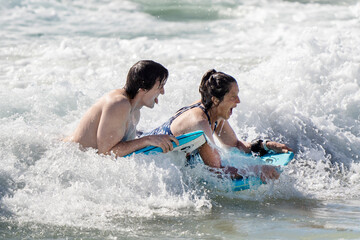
[266,141,293,153]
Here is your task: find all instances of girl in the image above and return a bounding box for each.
[144,69,293,181]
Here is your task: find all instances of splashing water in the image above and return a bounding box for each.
[1,0,360,238]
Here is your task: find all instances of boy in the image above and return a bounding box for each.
[66,60,179,157]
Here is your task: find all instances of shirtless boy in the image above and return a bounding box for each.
[65,60,179,157]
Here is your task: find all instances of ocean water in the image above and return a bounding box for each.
[1,0,360,239]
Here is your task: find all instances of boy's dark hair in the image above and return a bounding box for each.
[125,60,168,99]
[199,69,237,110]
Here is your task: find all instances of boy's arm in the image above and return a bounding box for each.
[110,134,179,157]
[96,100,178,157]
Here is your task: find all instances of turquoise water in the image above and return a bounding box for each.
[1,0,360,239]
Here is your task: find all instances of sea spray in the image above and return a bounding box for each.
[1,0,360,238]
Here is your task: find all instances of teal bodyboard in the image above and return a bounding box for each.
[125,130,206,157]
[231,151,294,191]
[260,151,294,166]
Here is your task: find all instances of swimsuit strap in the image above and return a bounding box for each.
[173,102,217,133]
[142,102,218,137]
[169,102,201,122]
[196,104,217,132]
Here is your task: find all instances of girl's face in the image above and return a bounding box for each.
[215,82,240,120]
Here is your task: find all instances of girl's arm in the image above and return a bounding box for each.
[197,121,279,181]
[214,120,251,153]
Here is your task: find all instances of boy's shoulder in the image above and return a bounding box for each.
[104,89,131,112]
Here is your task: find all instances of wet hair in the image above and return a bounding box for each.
[199,69,237,110]
[125,60,168,99]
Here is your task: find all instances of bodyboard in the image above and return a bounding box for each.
[125,130,206,157]
[230,151,294,191]
[260,151,294,166]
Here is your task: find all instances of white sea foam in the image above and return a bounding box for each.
[1,0,360,235]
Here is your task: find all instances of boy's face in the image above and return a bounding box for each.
[142,80,165,108]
